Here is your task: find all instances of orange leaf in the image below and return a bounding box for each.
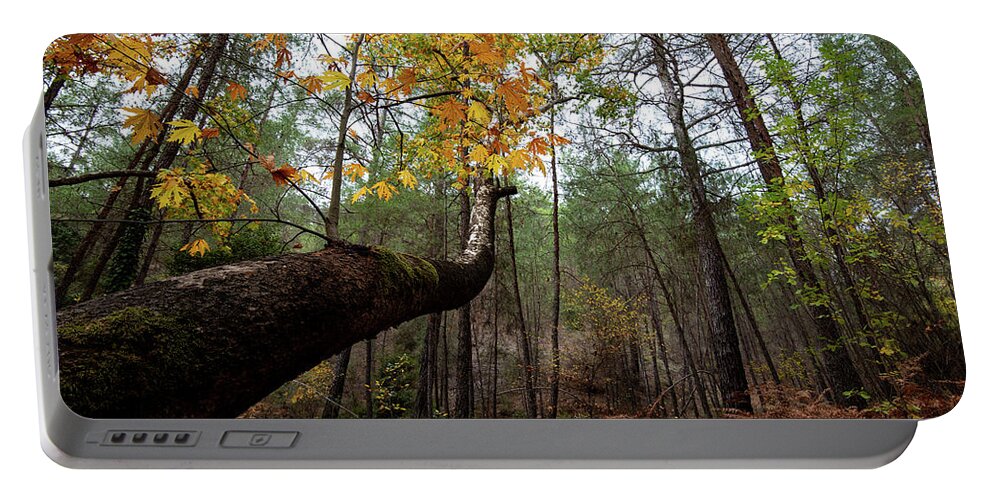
[299,75,324,95]
[526,136,549,157]
[468,39,504,66]
[496,79,529,117]
[357,90,375,103]
[270,164,298,186]
[433,99,467,130]
[201,128,220,139]
[227,81,248,101]
[548,133,571,146]
[398,67,417,95]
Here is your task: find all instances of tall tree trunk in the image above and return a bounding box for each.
[708,33,868,406]
[321,347,352,419]
[717,245,781,384]
[325,34,365,239]
[441,312,451,416]
[646,278,679,415]
[365,339,374,418]
[490,271,500,418]
[505,197,538,418]
[548,99,562,419]
[453,184,475,418]
[413,313,441,418]
[649,34,752,413]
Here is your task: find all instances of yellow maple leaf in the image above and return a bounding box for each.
[351,186,371,203]
[356,69,377,88]
[467,101,490,124]
[343,163,368,182]
[485,154,508,175]
[165,119,202,146]
[469,144,490,164]
[508,149,528,171]
[107,35,157,94]
[122,107,163,145]
[397,170,417,189]
[180,238,210,257]
[319,70,351,90]
[150,172,188,209]
[297,168,319,184]
[372,180,398,201]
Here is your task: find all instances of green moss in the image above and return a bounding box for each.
[58,307,204,417]
[370,246,439,293]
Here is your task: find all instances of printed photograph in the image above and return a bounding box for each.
[44,33,964,419]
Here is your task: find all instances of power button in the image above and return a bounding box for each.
[220,431,298,448]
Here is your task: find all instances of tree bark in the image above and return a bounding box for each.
[452,185,476,418]
[57,183,517,418]
[718,244,781,384]
[44,74,67,112]
[365,339,374,418]
[321,347,352,419]
[325,35,364,239]
[708,33,867,406]
[505,197,538,418]
[649,34,752,413]
[548,97,562,419]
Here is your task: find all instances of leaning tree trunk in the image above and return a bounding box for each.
[707,33,867,406]
[56,183,517,418]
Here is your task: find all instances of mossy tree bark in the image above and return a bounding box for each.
[57,183,517,418]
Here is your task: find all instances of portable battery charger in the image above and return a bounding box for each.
[26,33,963,468]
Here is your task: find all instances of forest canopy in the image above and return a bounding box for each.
[44,33,963,419]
